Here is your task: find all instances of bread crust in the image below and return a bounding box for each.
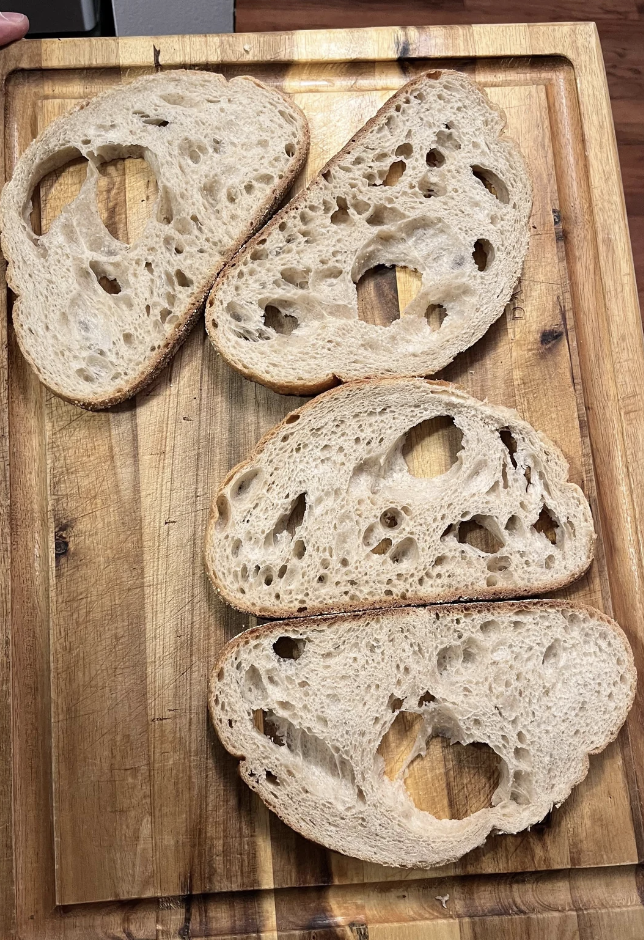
[204,377,596,618]
[206,68,530,395]
[0,70,310,410]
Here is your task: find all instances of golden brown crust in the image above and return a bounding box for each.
[3,71,310,411]
[206,68,531,396]
[204,377,595,617]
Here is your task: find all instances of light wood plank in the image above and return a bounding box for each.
[37,99,154,904]
[370,923,460,940]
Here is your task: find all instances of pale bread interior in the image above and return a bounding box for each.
[210,601,635,869]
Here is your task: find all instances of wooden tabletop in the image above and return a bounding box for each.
[1,22,643,940]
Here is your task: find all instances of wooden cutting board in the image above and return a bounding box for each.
[2,22,644,940]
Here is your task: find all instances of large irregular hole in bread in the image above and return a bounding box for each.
[209,602,636,869]
[206,379,595,618]
[95,150,158,243]
[356,263,423,328]
[0,70,309,407]
[402,415,464,480]
[31,148,88,236]
[207,69,532,394]
[377,709,501,819]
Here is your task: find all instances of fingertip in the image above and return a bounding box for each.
[0,11,29,41]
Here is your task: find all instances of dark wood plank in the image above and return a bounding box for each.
[620,144,644,217]
[627,215,644,309]
[599,21,644,101]
[235,0,639,30]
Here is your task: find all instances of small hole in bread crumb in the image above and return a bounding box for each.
[473,239,494,272]
[272,492,306,543]
[457,518,503,554]
[98,275,121,294]
[383,159,406,186]
[499,428,518,468]
[90,261,121,294]
[381,508,403,529]
[331,196,351,225]
[371,538,393,556]
[511,769,533,805]
[425,303,447,331]
[426,148,445,168]
[273,636,306,660]
[263,304,298,336]
[215,494,230,530]
[253,709,286,746]
[232,468,261,501]
[534,506,559,545]
[390,537,419,566]
[471,165,509,204]
[175,269,193,288]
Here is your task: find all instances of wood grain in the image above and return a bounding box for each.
[1,23,643,939]
[47,55,632,901]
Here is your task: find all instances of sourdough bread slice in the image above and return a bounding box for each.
[206,69,531,394]
[206,378,595,618]
[0,69,308,409]
[209,601,635,869]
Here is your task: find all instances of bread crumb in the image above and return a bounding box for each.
[207,377,595,616]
